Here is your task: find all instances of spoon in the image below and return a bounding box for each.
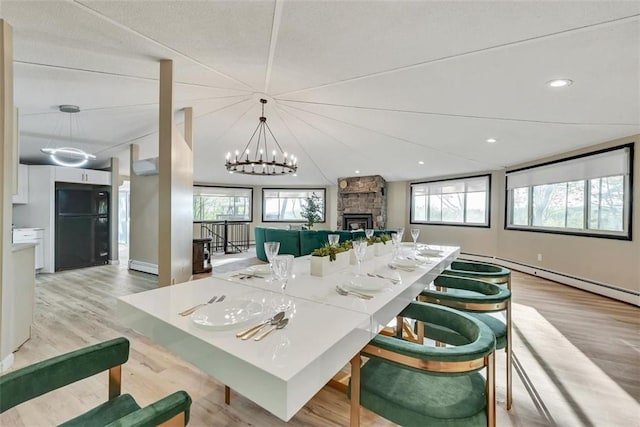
[254,318,289,341]
[236,311,285,339]
[335,285,373,300]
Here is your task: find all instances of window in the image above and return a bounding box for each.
[193,186,252,221]
[262,189,326,222]
[506,144,633,239]
[411,175,490,226]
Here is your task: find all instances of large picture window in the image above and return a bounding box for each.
[411,175,490,227]
[193,186,252,221]
[506,144,633,239]
[262,188,326,222]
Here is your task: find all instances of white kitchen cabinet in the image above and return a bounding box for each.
[55,166,111,186]
[13,228,44,270]
[12,164,29,204]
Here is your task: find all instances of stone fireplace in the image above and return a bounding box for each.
[337,175,386,230]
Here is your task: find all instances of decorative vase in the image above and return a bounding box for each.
[374,242,392,256]
[310,251,350,276]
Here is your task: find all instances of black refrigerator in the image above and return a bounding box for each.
[55,183,110,271]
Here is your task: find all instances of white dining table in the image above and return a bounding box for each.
[118,244,460,421]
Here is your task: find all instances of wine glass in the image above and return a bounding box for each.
[365,229,374,239]
[328,234,339,246]
[391,231,403,261]
[264,241,280,282]
[411,228,420,252]
[352,239,368,278]
[272,254,294,311]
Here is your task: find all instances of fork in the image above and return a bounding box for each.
[388,264,414,272]
[335,285,373,300]
[367,273,400,284]
[179,295,220,316]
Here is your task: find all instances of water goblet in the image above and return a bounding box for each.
[352,239,368,278]
[411,228,420,252]
[264,241,280,282]
[328,234,340,246]
[365,229,374,239]
[391,231,403,261]
[272,254,294,311]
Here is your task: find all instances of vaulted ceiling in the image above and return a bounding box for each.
[2,1,639,186]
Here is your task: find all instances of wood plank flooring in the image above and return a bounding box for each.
[1,258,638,426]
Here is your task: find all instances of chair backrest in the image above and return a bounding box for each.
[0,337,129,413]
[447,260,511,285]
[421,274,511,313]
[363,302,495,373]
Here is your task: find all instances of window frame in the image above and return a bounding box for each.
[193,185,254,223]
[410,174,491,228]
[504,143,634,241]
[261,187,327,223]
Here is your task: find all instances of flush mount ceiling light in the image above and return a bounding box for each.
[40,105,96,167]
[486,138,497,143]
[225,99,297,176]
[546,79,573,88]
[418,161,424,165]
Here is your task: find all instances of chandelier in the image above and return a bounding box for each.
[225,99,297,175]
[40,105,96,168]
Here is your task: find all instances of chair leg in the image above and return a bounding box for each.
[506,299,512,410]
[486,351,496,427]
[108,365,122,400]
[158,411,186,427]
[350,354,361,427]
[225,385,231,405]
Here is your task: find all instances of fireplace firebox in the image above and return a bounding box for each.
[343,213,373,230]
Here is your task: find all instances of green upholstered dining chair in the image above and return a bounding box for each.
[348,301,496,427]
[0,337,192,426]
[445,260,511,288]
[419,274,513,410]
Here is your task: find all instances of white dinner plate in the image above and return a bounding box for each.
[418,248,444,257]
[343,276,388,292]
[245,264,271,275]
[390,258,420,269]
[191,299,263,330]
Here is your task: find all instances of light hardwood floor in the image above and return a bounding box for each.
[1,257,638,426]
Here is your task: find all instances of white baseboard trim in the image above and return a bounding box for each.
[109,259,120,265]
[459,253,639,306]
[1,352,14,372]
[128,259,158,275]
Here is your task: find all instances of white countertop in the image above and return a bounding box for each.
[118,245,460,421]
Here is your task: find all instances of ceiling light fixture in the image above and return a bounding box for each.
[546,79,573,88]
[225,99,297,176]
[418,161,424,165]
[40,105,96,167]
[355,170,360,174]
[486,138,497,143]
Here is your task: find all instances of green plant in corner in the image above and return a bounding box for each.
[300,192,322,229]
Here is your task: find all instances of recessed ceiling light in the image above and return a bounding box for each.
[293,174,297,177]
[355,170,360,174]
[546,79,573,88]
[486,138,497,143]
[418,161,424,165]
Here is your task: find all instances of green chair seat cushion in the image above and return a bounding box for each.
[60,394,140,427]
[468,313,506,350]
[349,358,487,427]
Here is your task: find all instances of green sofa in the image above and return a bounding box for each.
[254,227,396,261]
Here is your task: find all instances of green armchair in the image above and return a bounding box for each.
[0,337,192,426]
[349,302,496,427]
[420,274,513,410]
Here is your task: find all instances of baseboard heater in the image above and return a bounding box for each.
[458,252,639,306]
[128,259,158,275]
